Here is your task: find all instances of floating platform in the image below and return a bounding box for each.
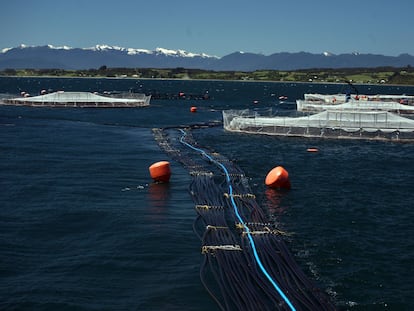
[1,91,151,108]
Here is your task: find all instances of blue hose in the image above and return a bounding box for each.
[179,129,296,311]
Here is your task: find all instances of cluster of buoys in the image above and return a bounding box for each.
[21,90,54,97]
[265,166,291,190]
[149,161,171,183]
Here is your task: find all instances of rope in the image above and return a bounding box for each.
[153,126,336,310]
[178,129,297,311]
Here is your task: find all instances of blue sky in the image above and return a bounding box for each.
[1,0,413,57]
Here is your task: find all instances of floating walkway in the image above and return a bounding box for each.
[1,91,151,108]
[153,125,336,310]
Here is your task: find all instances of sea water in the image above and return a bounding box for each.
[1,77,413,310]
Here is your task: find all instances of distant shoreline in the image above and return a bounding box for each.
[1,74,413,88]
[1,65,414,87]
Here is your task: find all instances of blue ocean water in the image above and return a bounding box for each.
[1,77,413,310]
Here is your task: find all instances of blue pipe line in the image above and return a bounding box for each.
[178,130,296,311]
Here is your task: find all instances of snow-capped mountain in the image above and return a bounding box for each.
[6,44,217,58]
[0,44,413,71]
[0,44,219,70]
[82,45,209,57]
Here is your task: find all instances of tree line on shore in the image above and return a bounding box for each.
[1,65,413,85]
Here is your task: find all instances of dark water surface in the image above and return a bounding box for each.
[1,77,413,310]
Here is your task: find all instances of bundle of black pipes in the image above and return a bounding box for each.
[153,125,336,311]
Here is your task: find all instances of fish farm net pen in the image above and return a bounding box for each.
[152,125,336,311]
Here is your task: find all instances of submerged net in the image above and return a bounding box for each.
[153,125,336,310]
[223,108,414,142]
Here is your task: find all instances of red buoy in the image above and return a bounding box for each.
[190,106,197,113]
[307,148,319,153]
[149,161,171,183]
[265,166,291,189]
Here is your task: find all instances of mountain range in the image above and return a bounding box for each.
[1,44,413,71]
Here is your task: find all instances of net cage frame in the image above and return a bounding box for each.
[296,99,414,113]
[223,108,414,142]
[303,93,414,104]
[2,91,151,107]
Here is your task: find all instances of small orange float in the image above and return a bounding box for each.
[306,148,319,152]
[265,166,291,189]
[190,106,197,113]
[149,161,171,183]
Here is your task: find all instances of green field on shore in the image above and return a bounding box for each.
[1,66,414,85]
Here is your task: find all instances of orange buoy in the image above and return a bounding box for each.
[190,106,197,113]
[149,161,171,183]
[307,148,319,152]
[265,166,291,189]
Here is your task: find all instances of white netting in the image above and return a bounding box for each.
[223,109,414,142]
[303,93,414,103]
[3,91,151,107]
[297,99,414,113]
